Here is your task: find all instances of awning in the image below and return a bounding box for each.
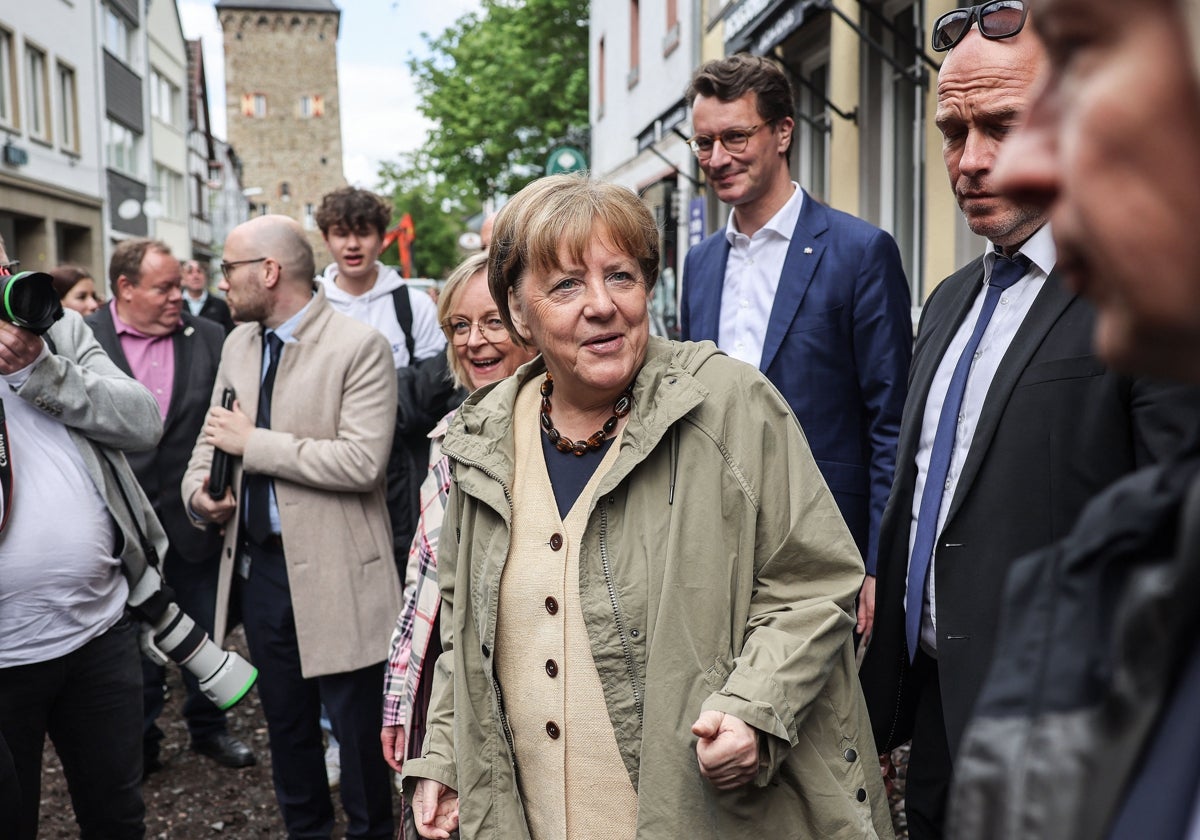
[636,98,689,153]
[723,0,823,56]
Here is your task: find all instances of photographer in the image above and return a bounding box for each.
[0,249,166,838]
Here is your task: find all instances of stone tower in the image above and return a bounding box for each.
[216,0,346,266]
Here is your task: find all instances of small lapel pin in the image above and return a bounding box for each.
[804,247,813,255]
[184,326,195,337]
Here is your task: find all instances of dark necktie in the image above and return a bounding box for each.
[243,331,283,545]
[905,254,1030,662]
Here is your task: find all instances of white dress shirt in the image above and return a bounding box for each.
[907,225,1057,653]
[717,183,804,367]
[186,290,208,317]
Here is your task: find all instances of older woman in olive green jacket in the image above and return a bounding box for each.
[403,175,892,840]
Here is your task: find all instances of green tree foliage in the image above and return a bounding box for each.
[377,0,588,279]
[378,150,468,280]
[407,0,589,198]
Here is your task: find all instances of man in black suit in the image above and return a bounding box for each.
[859,12,1200,839]
[88,239,254,772]
[183,259,235,334]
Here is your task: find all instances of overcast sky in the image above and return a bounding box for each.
[179,0,483,188]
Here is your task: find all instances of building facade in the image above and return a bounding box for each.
[147,0,192,259]
[718,0,985,304]
[209,137,252,261]
[593,0,983,315]
[590,0,700,337]
[216,0,346,266]
[0,1,105,278]
[187,35,252,287]
[101,0,154,254]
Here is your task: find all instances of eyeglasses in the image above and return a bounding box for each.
[932,1,1027,52]
[441,316,510,346]
[687,124,767,160]
[0,260,19,277]
[220,257,267,279]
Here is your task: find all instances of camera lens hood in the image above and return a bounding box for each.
[1,270,65,335]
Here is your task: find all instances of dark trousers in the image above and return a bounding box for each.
[143,546,227,756]
[0,615,145,840]
[905,649,951,840]
[0,730,18,822]
[238,542,394,840]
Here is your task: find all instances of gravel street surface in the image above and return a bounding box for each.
[37,628,404,838]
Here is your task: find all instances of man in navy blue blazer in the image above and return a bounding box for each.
[681,54,912,636]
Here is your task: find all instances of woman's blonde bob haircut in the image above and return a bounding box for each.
[436,250,491,388]
[487,174,660,346]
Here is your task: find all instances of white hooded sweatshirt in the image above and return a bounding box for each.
[317,261,445,369]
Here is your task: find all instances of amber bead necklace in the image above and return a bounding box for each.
[539,372,632,456]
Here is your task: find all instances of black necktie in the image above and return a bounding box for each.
[905,253,1030,660]
[243,332,283,545]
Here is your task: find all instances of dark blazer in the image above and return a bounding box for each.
[681,191,912,574]
[87,307,226,563]
[860,254,1200,759]
[192,293,235,334]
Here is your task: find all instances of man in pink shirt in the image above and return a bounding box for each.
[87,239,255,774]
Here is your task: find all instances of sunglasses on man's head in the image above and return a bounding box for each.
[932,0,1028,52]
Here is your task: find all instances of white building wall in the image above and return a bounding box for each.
[590,1,696,186]
[591,1,701,331]
[210,139,249,255]
[0,3,103,201]
[146,0,190,257]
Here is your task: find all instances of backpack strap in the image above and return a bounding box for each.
[390,286,416,360]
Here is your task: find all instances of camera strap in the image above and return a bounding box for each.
[0,400,11,534]
[97,448,160,568]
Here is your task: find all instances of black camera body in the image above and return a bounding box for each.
[0,271,64,335]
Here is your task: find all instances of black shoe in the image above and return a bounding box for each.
[190,733,257,769]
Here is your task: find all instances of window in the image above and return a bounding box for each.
[873,0,923,299]
[299,94,324,118]
[0,28,15,129]
[104,6,133,65]
[155,164,184,218]
[241,93,267,117]
[57,62,78,153]
[105,119,141,177]
[664,0,680,55]
[797,61,830,203]
[628,0,640,87]
[190,173,203,216]
[25,43,49,142]
[150,70,180,127]
[304,202,316,231]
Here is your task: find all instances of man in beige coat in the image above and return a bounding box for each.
[184,215,400,838]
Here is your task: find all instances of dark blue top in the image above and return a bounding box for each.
[540,432,616,520]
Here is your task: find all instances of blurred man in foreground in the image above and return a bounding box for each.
[949,1,1200,838]
[862,6,1198,835]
